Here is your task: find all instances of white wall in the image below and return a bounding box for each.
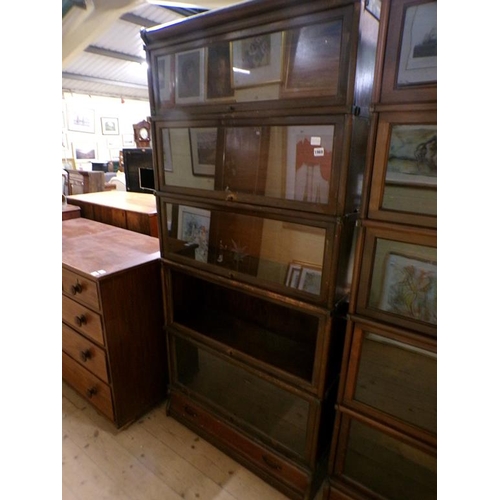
[62,91,151,170]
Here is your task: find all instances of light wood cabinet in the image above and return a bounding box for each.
[62,218,166,428]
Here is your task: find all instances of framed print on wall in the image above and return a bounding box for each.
[231,32,283,88]
[189,127,217,176]
[175,49,205,104]
[73,143,97,161]
[101,117,119,135]
[67,108,95,133]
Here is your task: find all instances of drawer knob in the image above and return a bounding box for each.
[86,386,97,398]
[80,349,92,362]
[71,283,83,295]
[75,314,87,327]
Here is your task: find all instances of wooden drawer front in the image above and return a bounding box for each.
[62,323,109,383]
[62,295,104,346]
[62,352,114,421]
[170,391,309,496]
[62,268,100,311]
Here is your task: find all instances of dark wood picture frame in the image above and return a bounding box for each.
[368,110,437,227]
[378,0,437,104]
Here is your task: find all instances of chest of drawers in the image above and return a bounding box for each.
[62,218,166,428]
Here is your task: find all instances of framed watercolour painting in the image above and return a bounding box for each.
[178,205,211,263]
[232,32,283,88]
[175,49,205,104]
[379,253,437,325]
[189,127,217,176]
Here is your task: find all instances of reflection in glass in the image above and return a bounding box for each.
[354,332,436,433]
[174,336,309,457]
[167,204,325,294]
[160,125,335,207]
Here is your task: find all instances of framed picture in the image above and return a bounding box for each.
[157,54,174,107]
[297,265,322,295]
[285,261,303,288]
[122,134,135,148]
[285,125,335,204]
[109,148,120,161]
[175,49,205,104]
[397,1,437,86]
[232,32,283,88]
[189,127,217,176]
[365,0,381,20]
[101,117,119,135]
[73,143,97,161]
[206,42,234,100]
[385,124,437,186]
[162,128,173,172]
[67,108,95,133]
[178,205,211,263]
[283,20,343,97]
[379,253,437,325]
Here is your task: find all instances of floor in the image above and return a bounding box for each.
[62,382,323,500]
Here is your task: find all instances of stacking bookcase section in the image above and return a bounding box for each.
[323,1,437,498]
[354,220,437,338]
[165,264,346,397]
[142,1,380,498]
[158,199,356,309]
[329,410,437,500]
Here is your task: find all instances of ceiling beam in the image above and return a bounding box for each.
[62,72,148,89]
[120,12,160,27]
[85,45,145,63]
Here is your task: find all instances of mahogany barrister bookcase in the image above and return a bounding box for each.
[141,1,379,498]
[323,1,437,498]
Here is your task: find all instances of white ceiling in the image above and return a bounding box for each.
[62,0,243,101]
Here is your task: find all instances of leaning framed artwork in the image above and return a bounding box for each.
[156,54,174,108]
[206,42,234,100]
[297,265,322,296]
[189,127,217,176]
[177,205,211,263]
[231,32,283,88]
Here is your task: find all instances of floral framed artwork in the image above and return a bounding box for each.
[189,127,217,176]
[101,117,119,135]
[379,253,437,325]
[178,205,211,263]
[67,108,95,133]
[285,125,335,204]
[175,49,205,104]
[231,32,283,88]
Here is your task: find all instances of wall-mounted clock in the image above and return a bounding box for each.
[133,120,151,148]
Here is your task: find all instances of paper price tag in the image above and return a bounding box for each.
[310,136,321,146]
[314,147,325,157]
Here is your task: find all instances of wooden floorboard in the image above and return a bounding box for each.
[62,382,300,500]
